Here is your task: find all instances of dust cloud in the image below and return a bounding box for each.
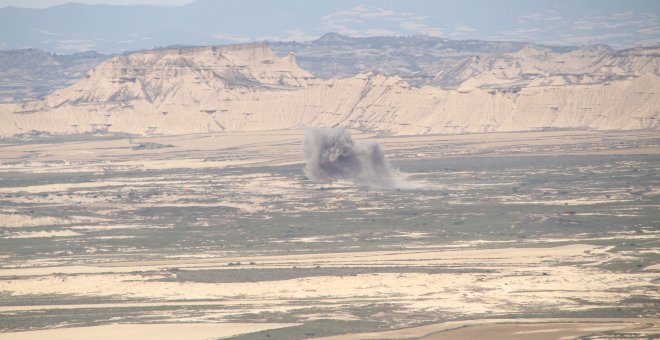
[302,127,405,188]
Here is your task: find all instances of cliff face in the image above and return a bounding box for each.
[47,43,315,106]
[0,43,658,137]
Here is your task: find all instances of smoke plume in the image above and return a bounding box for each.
[303,127,403,188]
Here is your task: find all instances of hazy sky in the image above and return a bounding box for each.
[1,0,658,53]
[0,0,194,7]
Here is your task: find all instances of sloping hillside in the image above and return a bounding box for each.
[0,43,657,137]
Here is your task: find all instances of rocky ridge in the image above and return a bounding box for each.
[0,42,658,137]
[272,34,659,89]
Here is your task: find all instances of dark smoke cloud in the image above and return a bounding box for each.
[303,127,404,188]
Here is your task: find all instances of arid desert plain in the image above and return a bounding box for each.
[0,129,658,339]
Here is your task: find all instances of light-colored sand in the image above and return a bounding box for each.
[3,230,81,238]
[0,213,72,228]
[1,131,658,175]
[1,244,656,317]
[0,243,604,276]
[644,263,660,270]
[423,321,659,340]
[0,212,107,228]
[0,323,299,340]
[315,318,658,340]
[0,300,292,313]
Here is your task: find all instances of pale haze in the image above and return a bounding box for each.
[0,0,193,7]
[0,0,658,53]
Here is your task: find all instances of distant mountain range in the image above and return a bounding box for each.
[0,37,657,137]
[0,48,107,102]
[2,33,658,102]
[271,33,658,90]
[270,33,571,81]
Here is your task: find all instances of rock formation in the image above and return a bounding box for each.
[0,42,658,137]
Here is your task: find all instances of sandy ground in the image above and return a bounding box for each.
[0,323,300,340]
[1,130,658,172]
[421,321,657,340]
[316,318,659,340]
[645,263,660,270]
[1,129,658,337]
[0,243,613,275]
[1,244,657,318]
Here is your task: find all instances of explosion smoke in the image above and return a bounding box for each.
[303,127,403,188]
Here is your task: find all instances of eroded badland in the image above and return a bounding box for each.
[0,33,659,340]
